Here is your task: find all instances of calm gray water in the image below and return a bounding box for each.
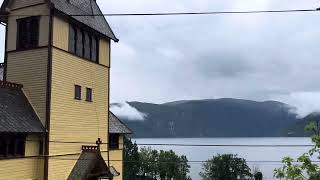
[134,138,313,180]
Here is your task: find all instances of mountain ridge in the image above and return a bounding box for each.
[114,98,300,138]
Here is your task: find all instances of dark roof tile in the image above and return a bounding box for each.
[68,149,115,180]
[0,0,118,41]
[0,83,45,133]
[109,112,132,134]
[50,0,118,41]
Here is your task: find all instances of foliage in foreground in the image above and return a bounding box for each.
[123,137,191,180]
[199,154,253,180]
[274,120,320,179]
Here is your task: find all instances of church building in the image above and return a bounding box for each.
[0,0,131,179]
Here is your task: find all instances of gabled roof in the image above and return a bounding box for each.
[0,0,118,42]
[50,0,118,42]
[109,111,132,134]
[68,147,118,180]
[0,81,45,133]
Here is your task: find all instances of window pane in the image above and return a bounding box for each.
[75,85,81,100]
[29,18,39,48]
[69,25,76,53]
[17,17,39,49]
[0,139,6,157]
[17,20,28,49]
[84,33,91,59]
[91,37,97,62]
[16,139,25,156]
[86,88,92,102]
[7,139,15,156]
[76,29,83,57]
[109,134,119,149]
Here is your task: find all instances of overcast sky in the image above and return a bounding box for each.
[1,0,320,116]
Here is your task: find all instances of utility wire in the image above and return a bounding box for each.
[25,140,314,147]
[0,8,319,17]
[6,155,320,164]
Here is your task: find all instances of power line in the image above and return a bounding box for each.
[0,8,319,17]
[25,140,314,147]
[100,9,320,16]
[11,155,320,165]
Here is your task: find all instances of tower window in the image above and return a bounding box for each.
[76,28,84,57]
[68,24,99,63]
[75,85,81,100]
[17,16,39,50]
[109,134,120,150]
[69,25,76,53]
[86,88,93,102]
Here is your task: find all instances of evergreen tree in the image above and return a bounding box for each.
[123,137,140,180]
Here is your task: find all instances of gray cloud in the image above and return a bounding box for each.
[1,0,320,116]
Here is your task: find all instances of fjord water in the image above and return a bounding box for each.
[135,138,312,180]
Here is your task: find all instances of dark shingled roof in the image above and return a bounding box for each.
[109,112,132,134]
[68,149,114,180]
[0,0,118,42]
[50,0,118,41]
[0,83,45,133]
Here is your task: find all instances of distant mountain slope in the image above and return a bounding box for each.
[284,113,320,137]
[120,99,299,138]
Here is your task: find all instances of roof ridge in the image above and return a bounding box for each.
[93,1,119,42]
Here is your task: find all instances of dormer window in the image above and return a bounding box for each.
[16,16,40,50]
[69,24,99,63]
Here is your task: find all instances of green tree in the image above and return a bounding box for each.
[157,150,191,180]
[199,154,253,180]
[123,137,140,180]
[123,139,191,180]
[177,155,192,180]
[274,119,320,180]
[139,147,156,178]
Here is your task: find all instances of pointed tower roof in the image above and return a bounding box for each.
[0,0,118,42]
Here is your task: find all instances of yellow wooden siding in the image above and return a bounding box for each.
[108,135,124,180]
[53,16,69,51]
[6,48,48,125]
[7,4,50,51]
[99,39,110,67]
[0,159,44,180]
[0,135,43,180]
[48,48,109,178]
[53,15,110,67]
[48,154,79,180]
[110,149,123,180]
[10,0,44,10]
[25,135,42,156]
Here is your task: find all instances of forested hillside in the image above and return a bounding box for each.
[118,99,299,138]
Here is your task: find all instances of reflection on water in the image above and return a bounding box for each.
[134,138,312,180]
